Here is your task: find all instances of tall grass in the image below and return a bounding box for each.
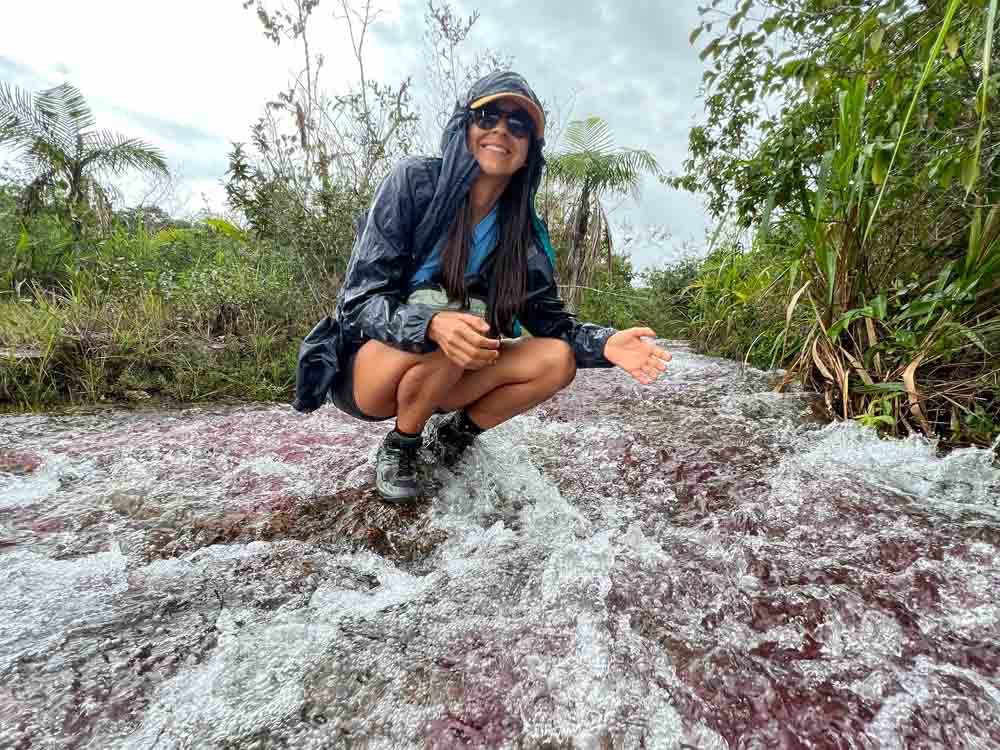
[686,1,1000,448]
[0,208,327,410]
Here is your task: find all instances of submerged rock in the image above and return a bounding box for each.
[108,490,161,520]
[0,451,41,475]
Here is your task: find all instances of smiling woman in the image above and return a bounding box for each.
[295,70,672,503]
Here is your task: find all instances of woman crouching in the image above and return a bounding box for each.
[295,71,671,502]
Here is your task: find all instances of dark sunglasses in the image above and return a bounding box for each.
[470,104,535,139]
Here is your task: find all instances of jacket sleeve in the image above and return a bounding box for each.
[519,244,616,368]
[336,158,440,353]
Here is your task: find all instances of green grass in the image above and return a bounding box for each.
[0,205,325,411]
[0,290,306,410]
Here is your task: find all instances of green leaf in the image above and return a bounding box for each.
[870,27,885,53]
[822,246,838,311]
[828,311,858,340]
[205,218,248,242]
[854,382,907,394]
[937,159,957,189]
[16,224,29,253]
[803,72,821,97]
[970,0,998,197]
[864,0,963,245]
[871,293,888,320]
[968,208,984,268]
[934,263,955,292]
[815,150,834,219]
[689,26,703,45]
[945,31,960,59]
[872,149,889,185]
[961,153,979,194]
[898,300,938,321]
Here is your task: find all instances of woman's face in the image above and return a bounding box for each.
[466,97,531,178]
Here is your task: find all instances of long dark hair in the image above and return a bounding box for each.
[440,140,543,337]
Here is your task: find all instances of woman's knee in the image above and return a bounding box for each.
[351,340,436,415]
[539,338,576,390]
[396,350,464,398]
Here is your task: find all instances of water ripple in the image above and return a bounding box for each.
[1,346,997,748]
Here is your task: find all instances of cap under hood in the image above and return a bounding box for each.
[411,71,549,263]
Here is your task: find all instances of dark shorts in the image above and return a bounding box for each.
[332,352,393,423]
[332,287,491,423]
[331,348,457,424]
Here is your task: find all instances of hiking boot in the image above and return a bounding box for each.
[429,412,480,468]
[375,430,423,503]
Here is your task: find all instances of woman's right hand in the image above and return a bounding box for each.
[428,311,500,370]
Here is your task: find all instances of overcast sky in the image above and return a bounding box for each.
[1,0,712,268]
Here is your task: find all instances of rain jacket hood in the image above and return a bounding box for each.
[413,70,549,268]
[293,71,615,413]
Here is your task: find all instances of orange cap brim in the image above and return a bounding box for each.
[469,93,545,139]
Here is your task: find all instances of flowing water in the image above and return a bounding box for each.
[1,343,999,749]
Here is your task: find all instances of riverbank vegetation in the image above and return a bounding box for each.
[675,0,1000,448]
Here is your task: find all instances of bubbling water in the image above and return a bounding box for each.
[1,344,997,748]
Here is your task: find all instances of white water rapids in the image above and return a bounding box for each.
[1,343,998,748]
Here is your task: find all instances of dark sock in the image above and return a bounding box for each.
[393,424,422,440]
[458,411,485,436]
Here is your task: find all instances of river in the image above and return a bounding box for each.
[1,343,998,748]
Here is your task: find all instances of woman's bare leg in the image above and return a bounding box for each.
[349,337,577,432]
[393,352,466,433]
[437,338,577,427]
[350,341,463,431]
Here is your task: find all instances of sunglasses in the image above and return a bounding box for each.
[470,104,535,139]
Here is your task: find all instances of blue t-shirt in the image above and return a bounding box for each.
[408,205,499,292]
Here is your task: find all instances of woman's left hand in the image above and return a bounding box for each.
[604,328,672,385]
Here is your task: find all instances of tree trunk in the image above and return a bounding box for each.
[68,167,85,240]
[605,216,613,277]
[565,183,592,313]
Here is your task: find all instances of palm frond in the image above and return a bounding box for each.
[81,131,168,176]
[563,116,614,155]
[619,149,660,178]
[588,149,661,199]
[0,83,51,149]
[22,140,72,184]
[548,116,660,198]
[1,82,81,170]
[592,156,639,194]
[546,152,595,187]
[34,83,96,148]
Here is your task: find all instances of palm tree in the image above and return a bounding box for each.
[0,82,168,235]
[545,116,660,312]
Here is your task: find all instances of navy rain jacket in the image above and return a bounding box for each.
[293,71,616,413]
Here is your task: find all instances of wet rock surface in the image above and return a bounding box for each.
[1,343,998,748]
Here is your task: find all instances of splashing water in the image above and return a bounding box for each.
[1,343,998,748]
